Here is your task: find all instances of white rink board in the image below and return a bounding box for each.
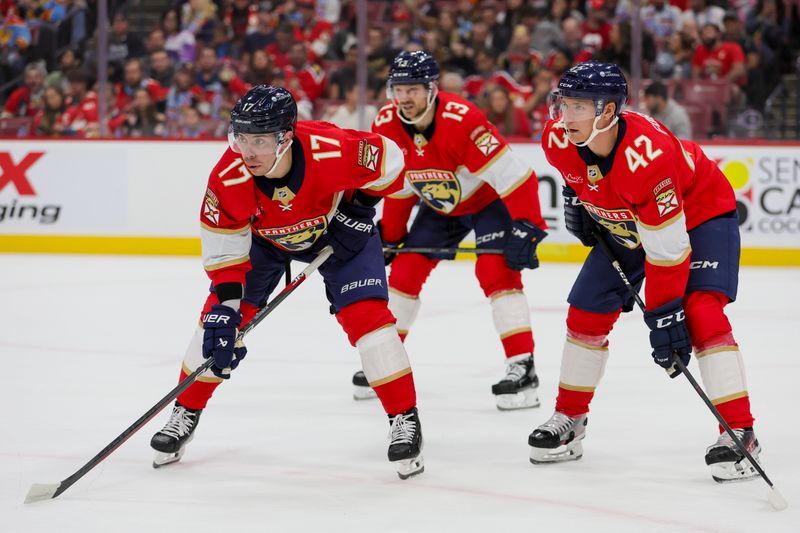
[1,255,799,532]
[1,139,799,249]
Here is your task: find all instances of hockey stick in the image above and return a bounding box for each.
[24,245,335,505]
[383,246,503,255]
[591,228,787,511]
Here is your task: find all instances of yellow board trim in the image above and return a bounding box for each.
[2,236,800,266]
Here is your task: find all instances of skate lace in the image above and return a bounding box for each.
[160,406,196,439]
[389,413,416,445]
[540,412,575,436]
[503,360,529,382]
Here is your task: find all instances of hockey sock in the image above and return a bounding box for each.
[555,306,619,416]
[388,288,421,342]
[176,328,224,409]
[356,325,417,415]
[475,254,533,359]
[685,291,754,430]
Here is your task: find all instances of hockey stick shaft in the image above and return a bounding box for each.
[25,246,334,504]
[591,229,780,491]
[383,246,502,255]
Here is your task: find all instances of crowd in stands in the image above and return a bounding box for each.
[1,0,799,139]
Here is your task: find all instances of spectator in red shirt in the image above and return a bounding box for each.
[293,0,333,60]
[498,24,543,87]
[31,85,68,137]
[692,22,746,86]
[283,41,325,103]
[115,58,163,114]
[2,62,46,118]
[483,85,531,138]
[582,0,612,52]
[265,22,294,68]
[62,69,99,136]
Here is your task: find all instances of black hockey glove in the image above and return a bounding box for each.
[563,185,598,247]
[504,219,548,271]
[325,201,377,264]
[202,304,247,379]
[643,298,692,378]
[377,220,406,266]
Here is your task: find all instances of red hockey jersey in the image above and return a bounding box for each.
[542,111,736,309]
[372,91,545,243]
[200,121,405,287]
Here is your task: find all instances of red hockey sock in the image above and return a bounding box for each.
[373,372,417,416]
[176,366,222,410]
[715,395,755,431]
[501,331,534,359]
[555,387,594,417]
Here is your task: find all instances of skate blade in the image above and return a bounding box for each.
[710,457,762,483]
[395,455,424,480]
[352,385,377,401]
[152,448,186,469]
[496,387,540,411]
[530,440,583,464]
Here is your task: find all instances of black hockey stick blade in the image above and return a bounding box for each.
[24,246,334,504]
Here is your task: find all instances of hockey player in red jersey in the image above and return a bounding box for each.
[150,85,424,480]
[529,61,761,483]
[351,51,549,411]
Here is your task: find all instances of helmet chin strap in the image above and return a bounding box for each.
[264,139,293,177]
[395,85,438,125]
[571,114,619,148]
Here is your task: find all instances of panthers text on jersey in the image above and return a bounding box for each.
[200,121,405,287]
[372,91,546,242]
[542,111,736,309]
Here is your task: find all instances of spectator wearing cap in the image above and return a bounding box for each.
[293,0,334,61]
[2,62,46,118]
[582,0,612,52]
[641,0,684,42]
[243,2,276,54]
[321,79,377,130]
[644,81,692,139]
[722,10,747,50]
[682,0,725,32]
[691,22,746,87]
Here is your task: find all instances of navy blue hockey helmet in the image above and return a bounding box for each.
[555,61,628,117]
[388,50,440,88]
[230,84,297,135]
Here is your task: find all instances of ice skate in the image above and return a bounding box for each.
[705,428,762,483]
[528,412,587,464]
[388,407,424,479]
[352,370,377,400]
[150,403,202,468]
[492,355,540,410]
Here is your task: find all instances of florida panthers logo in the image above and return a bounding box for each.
[406,169,462,214]
[581,203,641,249]
[258,216,328,252]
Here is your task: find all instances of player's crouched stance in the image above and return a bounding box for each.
[150,85,423,480]
[529,62,762,483]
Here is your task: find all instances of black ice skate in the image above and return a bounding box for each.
[352,369,377,401]
[150,402,202,468]
[528,412,587,464]
[705,428,762,483]
[492,355,540,410]
[388,407,424,479]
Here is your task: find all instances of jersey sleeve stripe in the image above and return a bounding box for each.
[363,136,404,192]
[637,211,691,264]
[499,171,532,199]
[471,145,510,177]
[201,222,252,234]
[636,211,685,231]
[203,255,251,271]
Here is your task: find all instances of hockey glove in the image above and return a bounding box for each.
[378,220,406,266]
[504,219,547,271]
[643,298,692,378]
[325,201,377,264]
[563,185,598,247]
[202,304,247,379]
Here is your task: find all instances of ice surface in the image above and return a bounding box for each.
[1,255,798,532]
